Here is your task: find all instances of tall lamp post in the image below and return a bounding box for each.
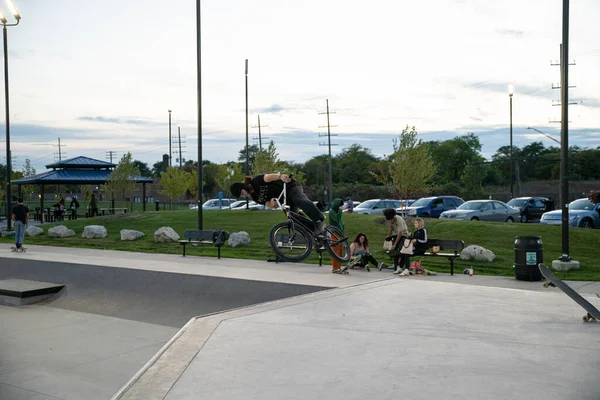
[1,1,20,232]
[508,84,514,199]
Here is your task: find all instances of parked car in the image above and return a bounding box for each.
[230,200,250,209]
[540,198,600,228]
[342,201,361,213]
[202,198,237,210]
[403,196,464,218]
[440,200,520,222]
[353,199,403,215]
[506,197,554,223]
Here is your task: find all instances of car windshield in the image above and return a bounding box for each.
[568,199,595,210]
[356,200,377,209]
[410,198,433,207]
[457,201,485,210]
[507,199,527,207]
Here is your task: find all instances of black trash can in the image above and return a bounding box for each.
[514,236,543,281]
[155,200,160,211]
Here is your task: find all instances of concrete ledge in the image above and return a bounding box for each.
[552,259,581,271]
[0,278,65,306]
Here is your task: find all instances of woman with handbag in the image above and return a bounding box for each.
[394,218,428,275]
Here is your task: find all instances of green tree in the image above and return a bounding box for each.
[132,160,151,177]
[373,125,436,201]
[428,133,484,184]
[101,152,140,206]
[160,166,193,205]
[20,158,37,200]
[334,144,379,184]
[238,144,259,173]
[215,163,244,200]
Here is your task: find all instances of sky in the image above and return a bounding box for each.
[1,0,600,174]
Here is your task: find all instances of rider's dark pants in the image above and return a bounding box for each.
[287,181,324,223]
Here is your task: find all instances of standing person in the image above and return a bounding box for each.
[70,197,80,211]
[348,233,385,272]
[345,196,354,214]
[12,197,29,250]
[89,194,99,217]
[383,208,409,271]
[230,173,325,235]
[395,217,428,276]
[328,198,347,273]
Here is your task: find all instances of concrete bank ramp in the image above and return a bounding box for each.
[0,258,331,327]
[114,279,600,400]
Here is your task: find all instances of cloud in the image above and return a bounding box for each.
[495,29,524,37]
[78,116,163,126]
[462,81,549,98]
[249,104,291,115]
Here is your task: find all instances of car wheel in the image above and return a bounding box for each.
[521,215,527,223]
[506,217,514,223]
[470,217,479,221]
[580,219,594,229]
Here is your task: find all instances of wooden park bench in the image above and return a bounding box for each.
[178,229,229,258]
[386,238,464,275]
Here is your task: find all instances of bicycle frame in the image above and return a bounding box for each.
[274,181,315,233]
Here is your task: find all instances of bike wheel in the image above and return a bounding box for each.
[322,225,351,263]
[269,221,314,262]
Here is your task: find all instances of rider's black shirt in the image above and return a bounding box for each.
[250,174,285,205]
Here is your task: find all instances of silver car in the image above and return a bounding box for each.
[353,199,402,215]
[540,198,600,228]
[439,200,520,222]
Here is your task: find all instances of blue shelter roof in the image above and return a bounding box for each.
[45,156,116,169]
[12,156,153,185]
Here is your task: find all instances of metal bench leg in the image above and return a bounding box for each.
[450,258,454,276]
[183,244,186,257]
[217,246,221,259]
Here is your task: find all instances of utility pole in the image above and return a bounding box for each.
[105,150,117,163]
[168,109,172,167]
[318,99,337,204]
[245,59,249,209]
[178,127,184,168]
[251,115,268,150]
[53,137,67,162]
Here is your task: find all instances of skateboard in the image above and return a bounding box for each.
[333,264,350,275]
[10,247,26,252]
[539,263,600,322]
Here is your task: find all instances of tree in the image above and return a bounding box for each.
[101,152,140,206]
[252,141,284,175]
[428,133,484,184]
[20,159,37,200]
[373,125,436,200]
[160,166,193,205]
[215,163,244,201]
[238,144,259,173]
[132,160,151,177]
[151,158,168,177]
[334,144,379,184]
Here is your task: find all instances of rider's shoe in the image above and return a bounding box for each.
[313,220,324,236]
[332,268,342,274]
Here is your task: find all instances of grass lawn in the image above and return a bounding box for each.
[3,209,600,280]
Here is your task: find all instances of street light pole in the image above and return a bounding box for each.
[508,84,514,199]
[196,0,203,230]
[526,127,561,145]
[1,1,20,232]
[245,59,249,209]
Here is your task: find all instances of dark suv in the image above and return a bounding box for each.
[507,197,554,223]
[402,196,464,218]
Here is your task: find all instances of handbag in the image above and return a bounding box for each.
[383,239,394,251]
[400,238,414,255]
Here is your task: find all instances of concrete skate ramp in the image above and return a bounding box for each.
[0,258,329,327]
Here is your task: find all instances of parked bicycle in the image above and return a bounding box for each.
[268,177,351,263]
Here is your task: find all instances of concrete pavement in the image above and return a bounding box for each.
[1,244,599,400]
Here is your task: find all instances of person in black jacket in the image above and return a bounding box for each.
[12,198,29,249]
[394,218,428,275]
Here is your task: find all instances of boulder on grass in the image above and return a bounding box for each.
[154,227,180,242]
[48,225,76,238]
[228,231,250,247]
[82,225,107,239]
[460,245,495,262]
[26,226,44,237]
[121,229,144,241]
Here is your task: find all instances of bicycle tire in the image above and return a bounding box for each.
[269,221,314,262]
[322,225,351,263]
